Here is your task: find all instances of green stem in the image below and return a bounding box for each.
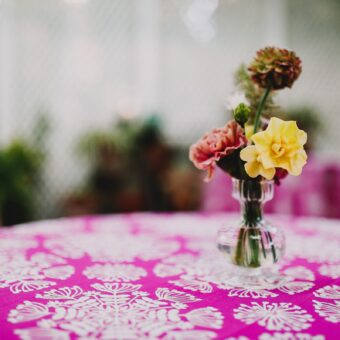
[253,86,271,134]
[243,200,262,226]
[234,182,264,268]
[244,201,262,268]
[234,228,245,266]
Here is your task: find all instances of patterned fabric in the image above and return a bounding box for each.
[0,213,339,339]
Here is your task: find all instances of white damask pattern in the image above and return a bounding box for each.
[0,238,37,260]
[259,333,325,340]
[285,230,340,264]
[294,218,340,240]
[283,266,315,282]
[164,330,217,339]
[318,264,340,279]
[83,263,147,282]
[10,218,84,236]
[215,270,314,299]
[0,252,74,294]
[129,213,230,237]
[313,285,340,300]
[8,284,223,339]
[44,232,179,262]
[1,214,339,339]
[234,302,314,331]
[154,253,314,298]
[90,215,135,234]
[313,300,340,323]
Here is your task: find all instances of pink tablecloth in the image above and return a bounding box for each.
[0,213,339,339]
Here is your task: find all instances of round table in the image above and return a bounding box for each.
[0,213,339,339]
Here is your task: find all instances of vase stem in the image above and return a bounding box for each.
[217,179,285,277]
[242,201,263,226]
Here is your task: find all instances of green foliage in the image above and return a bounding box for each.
[77,115,162,162]
[284,107,322,133]
[31,111,51,148]
[0,140,43,225]
[234,64,279,121]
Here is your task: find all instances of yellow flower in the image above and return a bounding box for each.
[252,117,307,176]
[240,145,276,180]
[245,124,254,140]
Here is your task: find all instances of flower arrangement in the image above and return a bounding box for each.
[189,47,307,270]
[190,46,306,185]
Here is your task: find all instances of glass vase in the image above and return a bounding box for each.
[217,179,285,285]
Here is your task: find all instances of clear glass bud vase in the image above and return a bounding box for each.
[217,179,285,284]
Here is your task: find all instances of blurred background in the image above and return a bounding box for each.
[0,0,339,226]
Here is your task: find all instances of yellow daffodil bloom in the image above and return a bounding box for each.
[240,145,276,180]
[241,117,307,179]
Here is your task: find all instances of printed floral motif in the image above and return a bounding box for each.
[131,212,225,238]
[0,214,339,339]
[216,271,314,299]
[164,330,217,339]
[8,301,50,323]
[0,238,37,260]
[155,287,201,304]
[8,284,223,339]
[313,300,340,323]
[0,252,74,294]
[313,285,340,300]
[294,218,340,240]
[44,232,179,262]
[283,266,315,282]
[83,264,147,282]
[14,328,69,340]
[234,302,314,331]
[171,276,214,294]
[318,264,340,279]
[154,253,314,298]
[259,333,325,340]
[285,230,340,263]
[90,215,134,234]
[230,288,278,299]
[153,253,223,294]
[10,218,84,236]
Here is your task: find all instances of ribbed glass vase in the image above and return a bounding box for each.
[217,179,285,282]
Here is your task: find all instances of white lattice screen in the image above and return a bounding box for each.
[0,0,339,217]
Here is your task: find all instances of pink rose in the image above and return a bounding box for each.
[189,120,246,181]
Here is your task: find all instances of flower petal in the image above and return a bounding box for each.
[260,166,275,180]
[240,146,257,162]
[245,162,261,178]
[266,117,285,137]
[298,130,307,146]
[260,153,276,169]
[252,131,271,152]
[289,150,308,176]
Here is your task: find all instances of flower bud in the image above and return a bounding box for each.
[233,103,250,126]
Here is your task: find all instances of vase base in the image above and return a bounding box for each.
[215,267,286,290]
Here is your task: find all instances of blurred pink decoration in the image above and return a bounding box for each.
[202,156,340,218]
